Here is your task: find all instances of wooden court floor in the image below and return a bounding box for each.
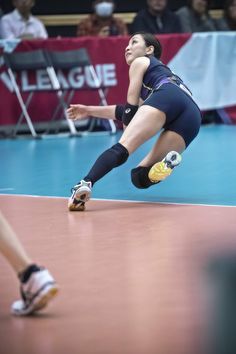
[1,194,236,354]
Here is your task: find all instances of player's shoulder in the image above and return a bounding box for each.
[130,56,150,70]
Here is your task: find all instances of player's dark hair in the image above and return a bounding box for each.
[133,32,162,59]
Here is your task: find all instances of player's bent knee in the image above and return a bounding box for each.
[131,167,150,189]
[111,143,129,167]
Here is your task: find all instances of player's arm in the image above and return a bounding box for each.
[121,57,149,126]
[127,57,149,105]
[139,98,144,105]
[67,104,117,121]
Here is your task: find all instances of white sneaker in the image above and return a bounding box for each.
[68,180,92,211]
[11,269,58,316]
[148,151,182,183]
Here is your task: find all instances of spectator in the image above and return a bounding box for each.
[0,0,48,39]
[77,0,128,37]
[176,0,217,32]
[215,0,236,31]
[0,7,3,38]
[130,0,182,35]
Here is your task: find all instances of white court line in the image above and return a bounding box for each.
[0,193,236,208]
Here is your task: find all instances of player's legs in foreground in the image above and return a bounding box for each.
[131,130,185,188]
[0,212,58,316]
[68,105,166,211]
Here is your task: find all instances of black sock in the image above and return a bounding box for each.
[18,264,41,283]
[84,143,129,185]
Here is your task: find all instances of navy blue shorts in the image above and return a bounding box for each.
[141,83,202,147]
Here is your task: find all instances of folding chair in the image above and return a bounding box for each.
[3,49,77,138]
[45,48,116,135]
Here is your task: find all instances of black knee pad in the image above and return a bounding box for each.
[131,166,160,189]
[111,143,129,167]
[131,166,151,189]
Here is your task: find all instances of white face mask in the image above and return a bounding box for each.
[95,2,114,17]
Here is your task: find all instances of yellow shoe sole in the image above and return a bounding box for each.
[68,202,85,211]
[148,161,173,183]
[33,286,59,313]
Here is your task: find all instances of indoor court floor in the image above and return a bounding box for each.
[1,124,236,354]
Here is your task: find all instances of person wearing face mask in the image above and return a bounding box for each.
[0,0,48,39]
[176,0,217,33]
[76,0,128,37]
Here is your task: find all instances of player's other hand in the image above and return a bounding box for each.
[67,104,89,120]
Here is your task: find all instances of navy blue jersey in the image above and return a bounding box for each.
[139,56,201,147]
[141,56,176,100]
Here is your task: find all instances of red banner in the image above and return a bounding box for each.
[1,34,235,125]
[0,35,190,125]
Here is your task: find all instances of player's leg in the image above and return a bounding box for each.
[147,130,184,183]
[0,212,32,274]
[131,130,185,188]
[130,84,201,188]
[0,212,58,316]
[139,130,185,167]
[119,105,166,153]
[69,105,166,210]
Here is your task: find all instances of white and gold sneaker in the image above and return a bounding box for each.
[11,269,58,316]
[68,180,92,211]
[148,151,182,183]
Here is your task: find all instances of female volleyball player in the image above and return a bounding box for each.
[0,211,58,315]
[67,32,202,211]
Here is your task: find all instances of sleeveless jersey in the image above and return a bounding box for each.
[141,56,181,101]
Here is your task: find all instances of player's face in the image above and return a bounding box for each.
[125,34,149,65]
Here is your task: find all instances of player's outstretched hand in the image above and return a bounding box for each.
[67,104,89,120]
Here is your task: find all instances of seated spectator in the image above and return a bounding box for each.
[215,0,236,31]
[0,7,3,37]
[77,0,128,37]
[176,0,217,32]
[130,0,182,34]
[0,0,48,39]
